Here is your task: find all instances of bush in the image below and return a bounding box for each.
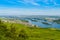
[18,29,29,40]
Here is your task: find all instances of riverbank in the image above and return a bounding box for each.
[1,19,39,27]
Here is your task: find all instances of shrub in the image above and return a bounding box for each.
[18,29,29,40]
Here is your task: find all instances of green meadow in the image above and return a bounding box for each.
[0,20,60,40]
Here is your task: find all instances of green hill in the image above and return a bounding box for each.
[0,20,60,40]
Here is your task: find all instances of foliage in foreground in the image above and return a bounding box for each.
[0,20,60,40]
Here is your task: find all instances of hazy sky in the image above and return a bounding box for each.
[0,0,60,15]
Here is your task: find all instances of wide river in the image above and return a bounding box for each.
[28,20,60,28]
[21,18,60,28]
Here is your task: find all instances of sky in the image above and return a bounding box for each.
[0,0,60,16]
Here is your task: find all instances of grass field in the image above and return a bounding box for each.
[0,20,60,40]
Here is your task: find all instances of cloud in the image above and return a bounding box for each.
[0,8,60,16]
[17,1,24,3]
[31,2,39,6]
[53,1,60,6]
[5,0,39,6]
[1,0,60,8]
[5,0,17,4]
[17,0,39,6]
